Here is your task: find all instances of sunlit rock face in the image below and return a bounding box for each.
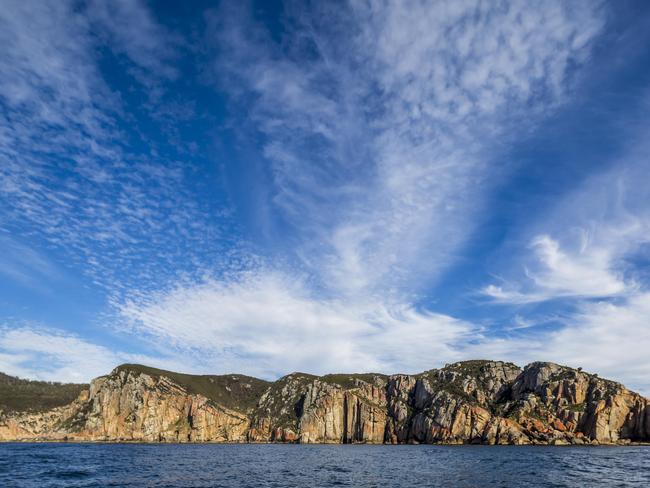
[1,360,648,444]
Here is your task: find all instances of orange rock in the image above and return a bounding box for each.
[552,419,567,432]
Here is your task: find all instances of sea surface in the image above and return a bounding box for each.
[1,443,649,487]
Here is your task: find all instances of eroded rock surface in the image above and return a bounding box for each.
[1,360,648,444]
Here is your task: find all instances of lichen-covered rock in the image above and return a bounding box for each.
[501,362,650,444]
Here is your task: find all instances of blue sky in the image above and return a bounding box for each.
[1,0,650,394]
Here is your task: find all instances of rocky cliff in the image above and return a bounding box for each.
[1,360,648,444]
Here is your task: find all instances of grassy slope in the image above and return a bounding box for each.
[319,373,387,389]
[113,364,270,412]
[0,372,87,414]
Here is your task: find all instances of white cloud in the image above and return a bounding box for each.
[482,233,632,303]
[117,270,473,378]
[482,137,650,304]
[481,284,547,305]
[87,0,180,86]
[211,0,605,301]
[465,292,650,396]
[0,326,176,383]
[0,0,234,299]
[527,234,628,296]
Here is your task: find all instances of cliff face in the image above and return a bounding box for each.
[0,369,252,442]
[1,360,648,444]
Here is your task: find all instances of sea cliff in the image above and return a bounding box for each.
[1,360,648,444]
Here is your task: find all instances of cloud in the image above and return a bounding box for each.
[117,269,474,378]
[527,234,629,296]
[87,0,180,87]
[464,292,650,396]
[482,136,650,304]
[482,233,632,303]
[0,0,234,299]
[211,0,605,301]
[476,118,650,395]
[0,326,176,383]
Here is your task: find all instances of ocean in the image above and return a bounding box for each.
[1,443,649,487]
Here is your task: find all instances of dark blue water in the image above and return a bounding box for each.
[1,443,648,487]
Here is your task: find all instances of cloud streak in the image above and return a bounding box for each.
[0,0,236,300]
[483,134,650,304]
[0,326,170,383]
[117,269,474,378]
[478,114,650,394]
[211,0,605,301]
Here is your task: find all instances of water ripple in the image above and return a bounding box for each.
[0,443,648,488]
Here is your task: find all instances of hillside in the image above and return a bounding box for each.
[0,372,87,413]
[0,360,648,444]
[111,364,270,413]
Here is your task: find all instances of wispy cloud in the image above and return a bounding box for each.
[477,121,650,394]
[210,0,605,300]
[482,137,650,304]
[104,0,609,382]
[117,269,473,378]
[0,325,175,383]
[0,0,234,300]
[482,233,632,303]
[87,0,180,94]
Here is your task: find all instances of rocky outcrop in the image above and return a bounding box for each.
[0,390,89,441]
[500,362,650,444]
[383,361,529,445]
[0,367,258,442]
[298,378,387,444]
[76,369,250,442]
[1,360,648,444]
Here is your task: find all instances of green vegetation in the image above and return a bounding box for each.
[443,360,520,377]
[320,373,387,389]
[548,369,579,383]
[253,373,316,429]
[566,402,586,413]
[415,370,479,405]
[0,372,87,414]
[54,402,92,432]
[113,364,270,412]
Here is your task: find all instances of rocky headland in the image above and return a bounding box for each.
[1,360,648,445]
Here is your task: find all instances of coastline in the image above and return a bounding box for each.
[3,439,650,446]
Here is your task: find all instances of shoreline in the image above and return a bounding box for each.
[3,439,650,446]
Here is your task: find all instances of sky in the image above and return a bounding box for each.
[1,0,649,395]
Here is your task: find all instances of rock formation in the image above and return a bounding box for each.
[1,360,648,444]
